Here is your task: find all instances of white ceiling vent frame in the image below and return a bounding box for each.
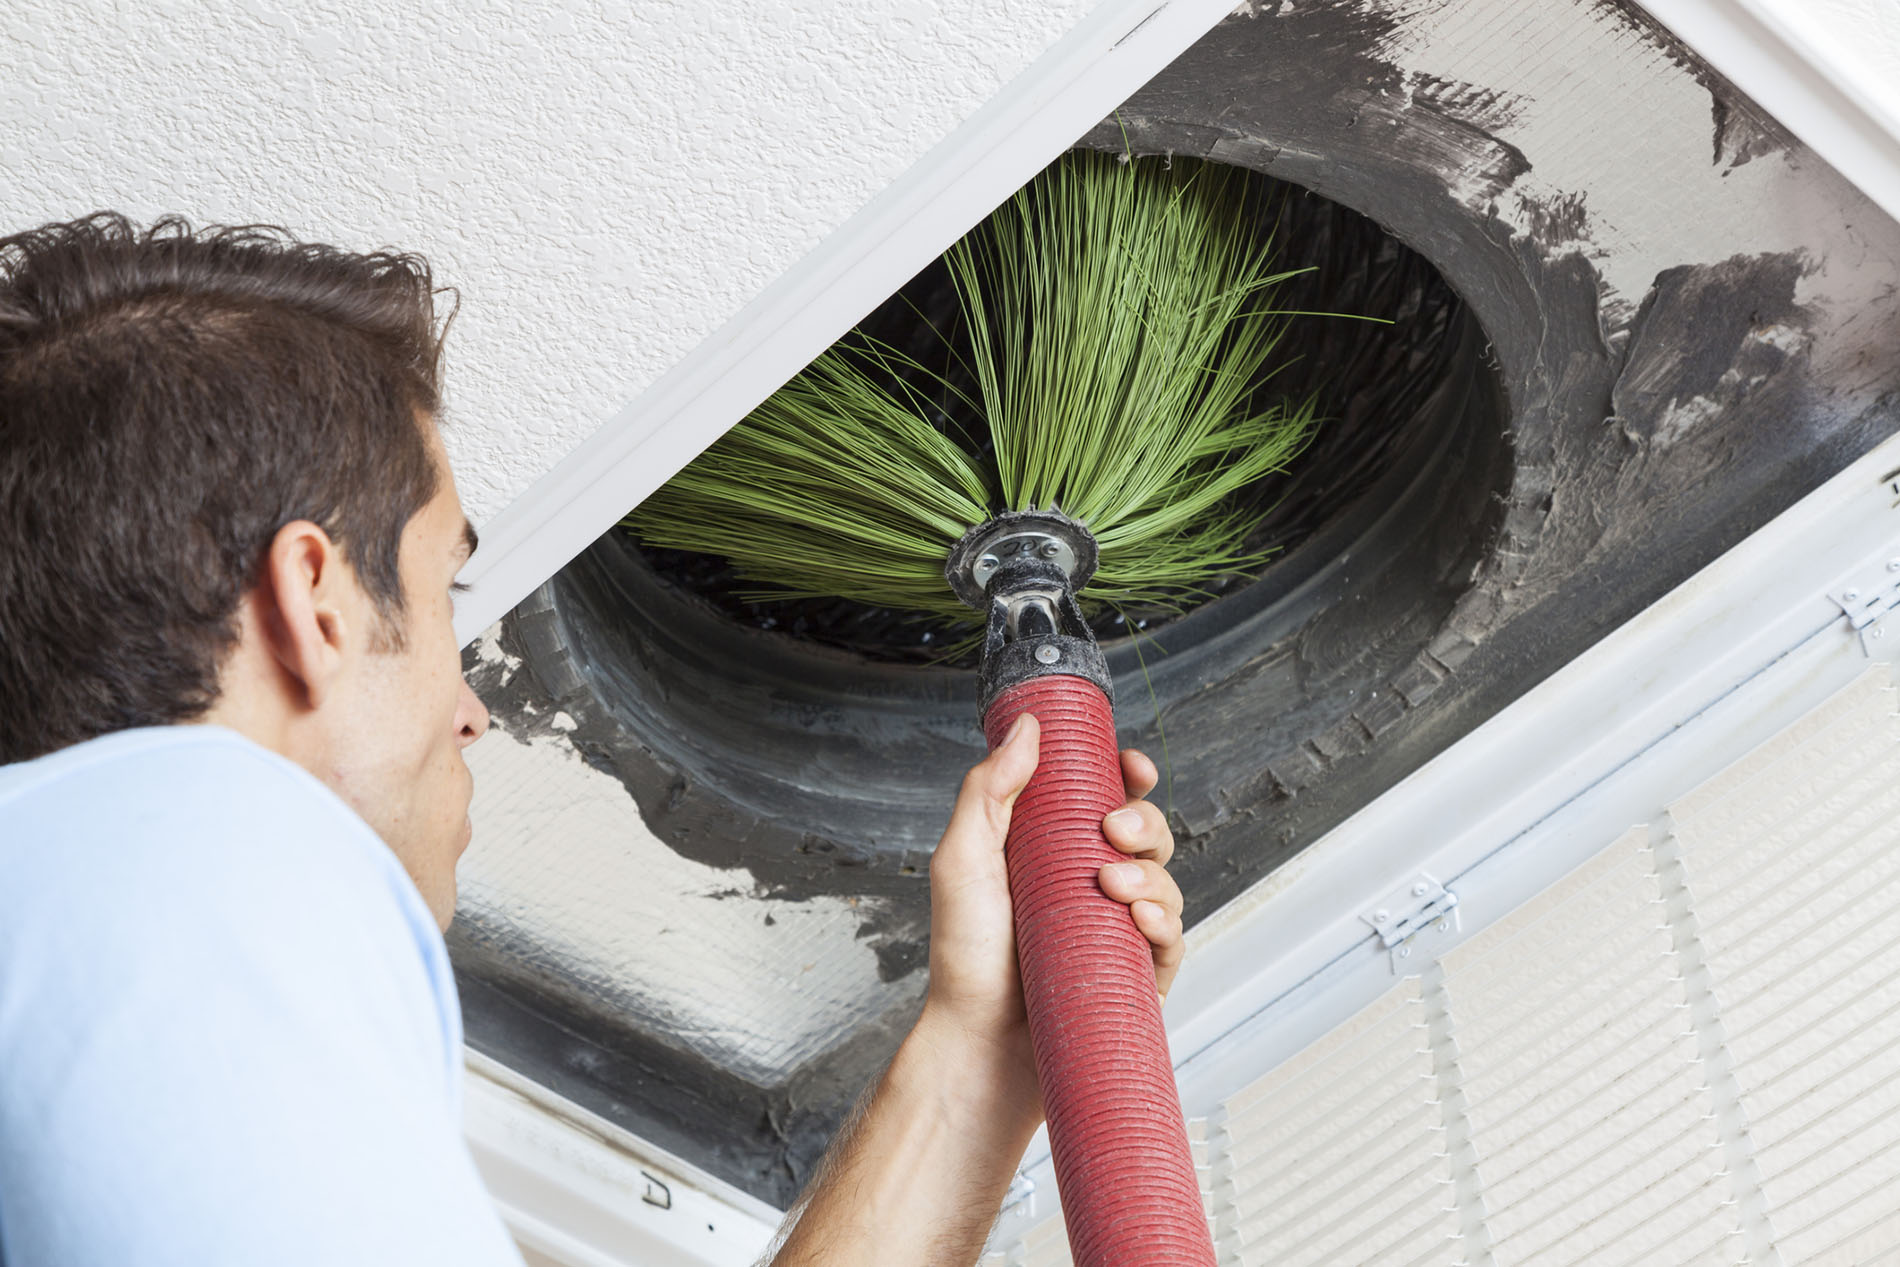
[450,0,1241,648]
[986,389,1900,1259]
[465,1052,779,1267]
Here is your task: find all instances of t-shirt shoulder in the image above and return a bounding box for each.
[0,727,520,1263]
[0,725,460,1095]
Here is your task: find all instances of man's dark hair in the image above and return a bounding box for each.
[0,213,450,765]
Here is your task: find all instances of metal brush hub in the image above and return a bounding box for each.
[947,511,1112,714]
[945,510,1100,611]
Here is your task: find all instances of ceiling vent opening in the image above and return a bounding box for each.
[518,164,1508,899]
[455,4,1900,1207]
[629,167,1499,671]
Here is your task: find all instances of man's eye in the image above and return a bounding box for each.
[451,581,471,596]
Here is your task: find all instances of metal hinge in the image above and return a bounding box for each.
[1828,556,1900,655]
[1363,874,1461,972]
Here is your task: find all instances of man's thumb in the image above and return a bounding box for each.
[944,713,1041,848]
[986,712,1040,803]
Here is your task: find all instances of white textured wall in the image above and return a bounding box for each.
[2,0,1095,522]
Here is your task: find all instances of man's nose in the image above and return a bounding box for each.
[456,676,491,748]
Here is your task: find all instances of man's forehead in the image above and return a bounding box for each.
[415,420,475,562]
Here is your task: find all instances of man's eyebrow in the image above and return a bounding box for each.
[458,520,479,562]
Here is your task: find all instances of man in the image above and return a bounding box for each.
[0,215,1188,1265]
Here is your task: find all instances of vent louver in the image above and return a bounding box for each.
[1207,975,1459,1265]
[1673,668,1900,1263]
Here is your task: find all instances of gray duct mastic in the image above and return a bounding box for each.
[455,0,1900,1205]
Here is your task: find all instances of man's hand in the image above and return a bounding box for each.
[919,712,1187,1128]
[770,712,1189,1266]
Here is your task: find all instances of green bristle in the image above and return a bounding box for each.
[625,150,1320,626]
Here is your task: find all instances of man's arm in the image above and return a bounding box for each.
[769,713,1187,1265]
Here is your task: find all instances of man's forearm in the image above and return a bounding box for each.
[769,1008,1041,1266]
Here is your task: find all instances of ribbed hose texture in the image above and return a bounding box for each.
[984,675,1215,1267]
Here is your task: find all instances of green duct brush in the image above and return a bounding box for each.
[628,150,1318,1267]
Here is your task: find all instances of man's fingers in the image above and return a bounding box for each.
[1105,857,1189,1003]
[1098,859,1184,919]
[1132,900,1187,1000]
[1119,748,1159,801]
[1102,798,1173,866]
[935,714,1040,863]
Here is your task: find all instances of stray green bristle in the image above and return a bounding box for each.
[625,151,1320,625]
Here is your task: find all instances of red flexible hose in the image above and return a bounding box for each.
[984,675,1215,1267]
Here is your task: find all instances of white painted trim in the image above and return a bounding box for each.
[452,0,1240,645]
[463,1051,781,1267]
[1637,0,1900,225]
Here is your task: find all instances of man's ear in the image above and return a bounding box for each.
[257,520,357,710]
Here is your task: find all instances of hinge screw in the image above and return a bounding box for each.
[1887,558,1900,572]
[1846,588,1863,603]
[1412,881,1431,897]
[1373,908,1390,923]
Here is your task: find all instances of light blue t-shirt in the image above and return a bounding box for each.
[0,726,521,1266]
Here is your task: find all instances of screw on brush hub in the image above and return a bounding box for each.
[945,509,1099,607]
[946,511,1112,714]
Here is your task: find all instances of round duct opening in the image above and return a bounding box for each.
[508,161,1511,895]
[636,167,1476,666]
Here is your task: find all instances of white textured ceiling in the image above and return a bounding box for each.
[2,0,1094,523]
